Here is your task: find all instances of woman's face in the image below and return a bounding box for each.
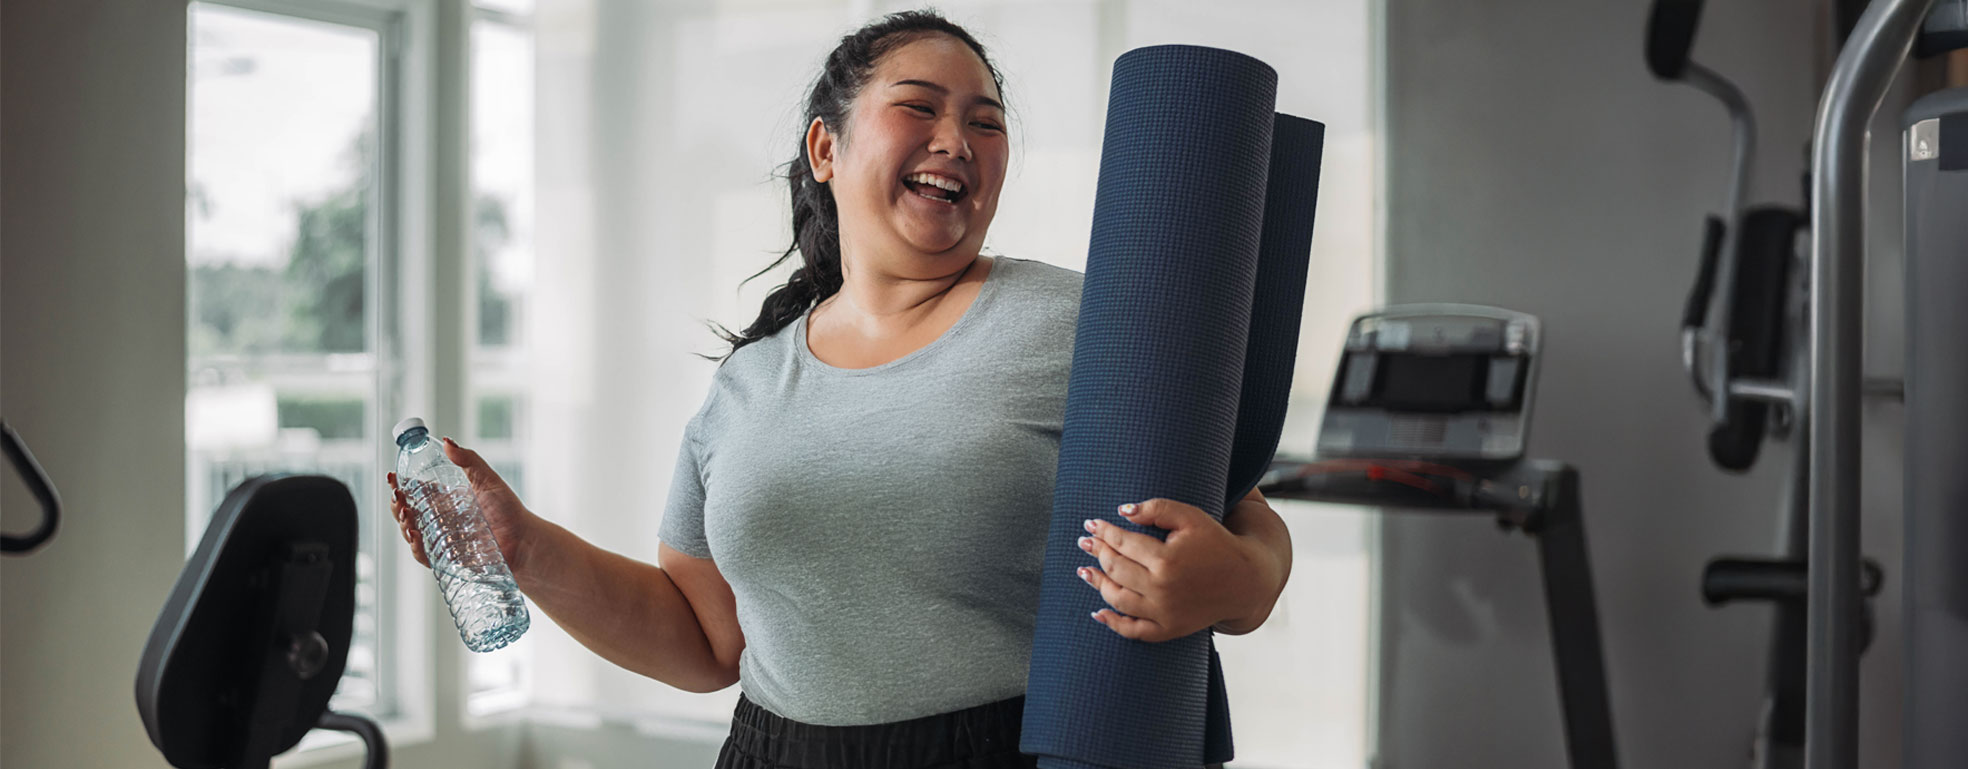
[808,34,1009,276]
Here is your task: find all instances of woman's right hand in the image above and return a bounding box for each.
[388,437,536,573]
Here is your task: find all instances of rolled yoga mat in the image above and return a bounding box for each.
[1021,44,1326,769]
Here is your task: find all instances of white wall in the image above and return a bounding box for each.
[2,1,194,765]
[1378,1,1924,767]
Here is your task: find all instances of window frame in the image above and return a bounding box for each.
[460,0,537,722]
[188,0,446,763]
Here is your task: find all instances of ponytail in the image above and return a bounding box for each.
[710,9,1006,361]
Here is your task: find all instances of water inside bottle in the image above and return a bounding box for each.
[398,441,529,652]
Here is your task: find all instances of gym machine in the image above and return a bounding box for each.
[1649,0,1968,766]
[136,474,390,769]
[1898,4,1968,768]
[1260,304,1617,769]
[1643,2,1894,766]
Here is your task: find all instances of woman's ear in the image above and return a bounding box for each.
[805,117,835,183]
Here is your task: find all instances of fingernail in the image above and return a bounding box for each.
[1077,566,1092,584]
[1119,503,1137,517]
[1090,610,1104,623]
[1083,518,1099,534]
[1078,536,1094,552]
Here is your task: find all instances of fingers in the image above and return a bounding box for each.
[1092,608,1170,642]
[1084,516,1165,574]
[1078,564,1151,616]
[440,437,505,491]
[387,472,430,568]
[1079,529,1154,589]
[441,436,482,468]
[1079,519,1172,641]
[387,474,411,523]
[407,530,429,567]
[387,472,409,515]
[397,514,429,567]
[1115,498,1211,535]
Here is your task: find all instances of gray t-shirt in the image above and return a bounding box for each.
[660,256,1084,725]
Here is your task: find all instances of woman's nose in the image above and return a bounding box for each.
[928,117,972,162]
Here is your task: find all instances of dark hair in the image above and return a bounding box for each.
[709,9,1008,361]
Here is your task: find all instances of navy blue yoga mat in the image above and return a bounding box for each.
[1020,45,1325,769]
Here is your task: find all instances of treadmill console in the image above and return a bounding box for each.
[1318,304,1541,462]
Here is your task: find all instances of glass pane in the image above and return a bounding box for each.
[186,2,386,716]
[472,18,532,352]
[467,15,535,711]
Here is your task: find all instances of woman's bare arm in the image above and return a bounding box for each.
[513,521,745,693]
[391,441,744,693]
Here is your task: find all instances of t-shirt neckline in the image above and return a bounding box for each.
[794,257,1010,377]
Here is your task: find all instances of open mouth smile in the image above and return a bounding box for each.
[903,172,967,205]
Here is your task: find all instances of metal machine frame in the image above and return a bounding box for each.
[1262,304,1616,769]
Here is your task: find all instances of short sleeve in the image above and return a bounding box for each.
[658,412,713,559]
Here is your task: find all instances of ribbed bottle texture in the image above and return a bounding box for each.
[394,421,530,652]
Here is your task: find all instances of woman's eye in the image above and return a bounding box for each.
[901,102,998,131]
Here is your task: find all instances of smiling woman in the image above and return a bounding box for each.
[504,1,1377,767]
[386,8,1290,768]
[516,7,1282,769]
[711,13,1013,365]
[817,63,1006,240]
[792,30,1014,370]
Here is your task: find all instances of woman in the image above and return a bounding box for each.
[389,10,1293,768]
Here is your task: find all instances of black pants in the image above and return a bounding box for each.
[713,693,1039,769]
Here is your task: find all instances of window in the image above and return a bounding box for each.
[185,0,401,721]
[466,0,537,716]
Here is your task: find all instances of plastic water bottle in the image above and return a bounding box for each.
[392,417,530,652]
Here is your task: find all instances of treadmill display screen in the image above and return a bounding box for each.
[1371,353,1490,413]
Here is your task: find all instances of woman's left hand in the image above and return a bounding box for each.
[1076,494,1288,642]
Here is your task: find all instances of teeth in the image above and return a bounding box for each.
[906,172,964,194]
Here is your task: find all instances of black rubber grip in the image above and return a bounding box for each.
[1708,207,1802,472]
[1646,0,1705,80]
[1,421,61,554]
[1682,215,1725,330]
[1704,557,1884,605]
[1704,558,1807,605]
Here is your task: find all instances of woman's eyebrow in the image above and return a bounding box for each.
[889,79,1004,111]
